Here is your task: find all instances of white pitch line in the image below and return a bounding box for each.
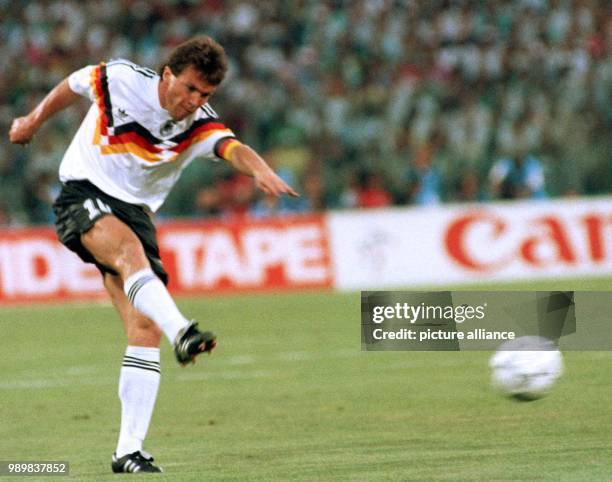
[224,355,257,366]
[274,350,314,361]
[0,348,362,390]
[65,365,105,376]
[0,377,116,390]
[176,369,274,382]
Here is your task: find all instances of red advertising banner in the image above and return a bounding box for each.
[160,215,333,293]
[0,214,333,304]
[0,227,105,303]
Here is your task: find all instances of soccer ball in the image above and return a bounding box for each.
[489,336,563,401]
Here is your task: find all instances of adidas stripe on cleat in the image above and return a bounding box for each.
[174,321,216,365]
[111,450,162,473]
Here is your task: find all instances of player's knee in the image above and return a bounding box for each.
[112,235,148,275]
[116,234,144,258]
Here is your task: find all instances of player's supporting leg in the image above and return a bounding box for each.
[104,273,162,471]
[81,215,189,343]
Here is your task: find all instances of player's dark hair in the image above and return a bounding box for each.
[160,35,228,85]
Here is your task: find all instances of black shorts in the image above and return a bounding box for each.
[52,180,169,285]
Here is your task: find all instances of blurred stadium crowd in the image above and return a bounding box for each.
[1,0,610,225]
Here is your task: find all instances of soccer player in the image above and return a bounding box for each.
[9,36,297,473]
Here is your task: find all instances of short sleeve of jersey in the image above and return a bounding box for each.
[68,65,96,101]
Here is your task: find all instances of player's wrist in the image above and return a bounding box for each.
[27,111,45,132]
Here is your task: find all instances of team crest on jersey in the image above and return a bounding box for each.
[160,120,176,136]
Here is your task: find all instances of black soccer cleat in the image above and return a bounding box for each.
[111,450,163,473]
[174,321,217,365]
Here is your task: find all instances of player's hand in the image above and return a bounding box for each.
[9,115,39,145]
[253,168,299,198]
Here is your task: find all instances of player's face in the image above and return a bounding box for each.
[160,65,217,121]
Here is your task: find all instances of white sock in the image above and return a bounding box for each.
[124,268,189,343]
[116,346,161,458]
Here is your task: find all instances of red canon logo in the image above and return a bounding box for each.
[445,211,611,272]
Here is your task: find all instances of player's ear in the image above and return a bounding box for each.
[162,66,173,81]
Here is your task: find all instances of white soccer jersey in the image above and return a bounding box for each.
[59,59,240,212]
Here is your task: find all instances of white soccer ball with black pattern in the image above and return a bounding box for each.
[489,336,563,400]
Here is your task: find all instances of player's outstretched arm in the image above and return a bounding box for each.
[9,78,81,145]
[226,143,299,198]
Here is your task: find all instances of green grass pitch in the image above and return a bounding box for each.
[1,279,610,480]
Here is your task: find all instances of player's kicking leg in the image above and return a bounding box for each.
[81,215,216,364]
